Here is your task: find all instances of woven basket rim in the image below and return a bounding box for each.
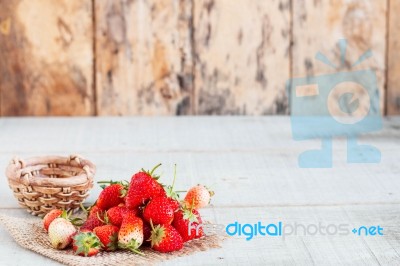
[5,155,96,188]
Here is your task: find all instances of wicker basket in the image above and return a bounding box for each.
[5,155,96,217]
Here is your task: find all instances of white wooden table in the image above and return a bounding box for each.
[0,117,399,265]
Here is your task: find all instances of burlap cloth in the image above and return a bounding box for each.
[0,213,225,266]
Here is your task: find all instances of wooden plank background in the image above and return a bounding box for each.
[193,0,291,115]
[0,0,399,116]
[95,0,193,115]
[291,0,387,114]
[0,0,94,116]
[387,0,400,115]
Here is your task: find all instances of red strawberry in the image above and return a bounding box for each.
[150,223,183,253]
[80,213,105,231]
[142,222,152,246]
[96,184,125,210]
[184,185,214,209]
[89,204,103,217]
[143,196,175,225]
[125,164,166,209]
[73,231,102,257]
[107,205,136,227]
[118,213,144,254]
[43,209,63,231]
[167,198,180,212]
[93,224,119,251]
[172,208,203,242]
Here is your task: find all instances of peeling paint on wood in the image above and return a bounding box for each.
[193,0,291,115]
[292,0,387,114]
[387,0,400,115]
[0,0,94,116]
[95,0,193,115]
[0,0,395,116]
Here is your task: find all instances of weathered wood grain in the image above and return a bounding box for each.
[95,0,193,115]
[0,0,94,116]
[292,0,387,113]
[0,117,399,208]
[193,0,291,115]
[387,0,400,115]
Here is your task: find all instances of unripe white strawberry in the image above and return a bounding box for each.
[48,218,77,249]
[184,185,214,209]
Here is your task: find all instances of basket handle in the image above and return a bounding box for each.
[8,157,31,186]
[67,154,83,165]
[68,154,95,181]
[11,156,25,169]
[6,155,95,186]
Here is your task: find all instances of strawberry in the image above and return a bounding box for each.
[96,183,125,210]
[43,209,63,231]
[72,231,102,257]
[167,198,180,212]
[125,164,166,209]
[89,204,103,217]
[107,205,135,227]
[172,208,203,242]
[118,213,144,254]
[93,224,119,251]
[80,213,105,231]
[143,196,175,225]
[150,223,183,253]
[48,218,77,249]
[184,185,214,209]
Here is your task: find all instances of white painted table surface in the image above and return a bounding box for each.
[0,116,399,266]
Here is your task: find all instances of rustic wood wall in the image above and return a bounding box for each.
[0,0,94,116]
[0,0,399,116]
[387,0,400,115]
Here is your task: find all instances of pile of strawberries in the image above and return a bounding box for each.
[43,164,214,256]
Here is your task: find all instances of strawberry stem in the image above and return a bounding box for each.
[149,219,155,231]
[96,211,110,225]
[131,249,145,256]
[171,164,177,190]
[149,163,162,175]
[80,203,89,213]
[119,240,145,256]
[164,164,180,200]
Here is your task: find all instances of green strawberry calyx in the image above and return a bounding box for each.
[107,232,118,251]
[149,220,166,248]
[96,211,110,225]
[80,202,97,214]
[73,232,102,257]
[182,207,199,223]
[181,197,199,223]
[141,163,162,180]
[56,209,83,226]
[96,180,129,197]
